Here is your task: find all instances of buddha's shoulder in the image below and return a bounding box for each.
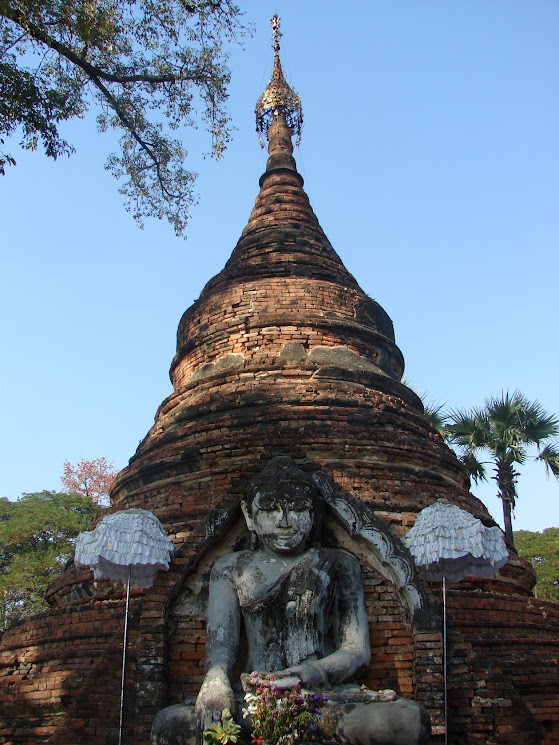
[210,549,256,577]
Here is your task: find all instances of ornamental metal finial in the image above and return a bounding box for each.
[255,14,303,147]
[271,12,281,54]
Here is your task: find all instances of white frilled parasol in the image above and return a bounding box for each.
[75,508,174,586]
[403,502,508,581]
[403,502,508,744]
[75,509,175,745]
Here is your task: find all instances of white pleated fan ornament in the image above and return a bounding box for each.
[75,508,174,587]
[403,502,508,582]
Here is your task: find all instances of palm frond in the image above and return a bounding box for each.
[486,390,558,447]
[486,390,524,428]
[460,450,488,485]
[535,444,559,480]
[447,407,491,450]
[522,410,559,443]
[506,444,528,466]
[423,402,448,436]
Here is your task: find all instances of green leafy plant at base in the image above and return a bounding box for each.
[204,708,242,745]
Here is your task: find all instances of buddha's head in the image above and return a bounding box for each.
[242,457,322,554]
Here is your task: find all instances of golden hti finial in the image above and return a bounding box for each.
[271,12,281,55]
[255,14,303,147]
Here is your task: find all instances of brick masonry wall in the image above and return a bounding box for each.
[0,594,143,744]
[445,589,559,744]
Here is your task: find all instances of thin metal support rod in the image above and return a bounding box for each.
[443,575,448,745]
[119,574,131,745]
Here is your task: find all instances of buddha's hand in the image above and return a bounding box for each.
[275,662,327,690]
[195,668,235,730]
[272,673,302,690]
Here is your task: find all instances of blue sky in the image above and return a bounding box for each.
[1,1,558,533]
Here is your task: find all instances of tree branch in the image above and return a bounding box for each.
[1,3,211,85]
[0,3,185,200]
[88,71,180,200]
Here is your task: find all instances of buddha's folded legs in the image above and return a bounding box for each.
[152,693,430,745]
[321,698,431,745]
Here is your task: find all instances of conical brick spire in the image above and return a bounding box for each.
[202,109,363,293]
[180,21,403,390]
[203,25,358,292]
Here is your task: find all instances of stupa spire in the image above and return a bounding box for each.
[255,14,303,147]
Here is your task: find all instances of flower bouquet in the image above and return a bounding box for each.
[242,673,327,745]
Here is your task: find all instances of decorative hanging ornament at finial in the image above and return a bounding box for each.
[255,14,303,147]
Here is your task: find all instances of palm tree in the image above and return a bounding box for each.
[446,391,559,546]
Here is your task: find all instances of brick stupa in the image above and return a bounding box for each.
[1,27,558,745]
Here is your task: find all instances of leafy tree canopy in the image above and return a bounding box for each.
[61,456,117,506]
[0,491,101,631]
[0,0,245,236]
[515,528,559,603]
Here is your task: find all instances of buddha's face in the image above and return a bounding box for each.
[242,482,314,555]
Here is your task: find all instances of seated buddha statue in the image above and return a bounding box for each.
[152,457,430,745]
